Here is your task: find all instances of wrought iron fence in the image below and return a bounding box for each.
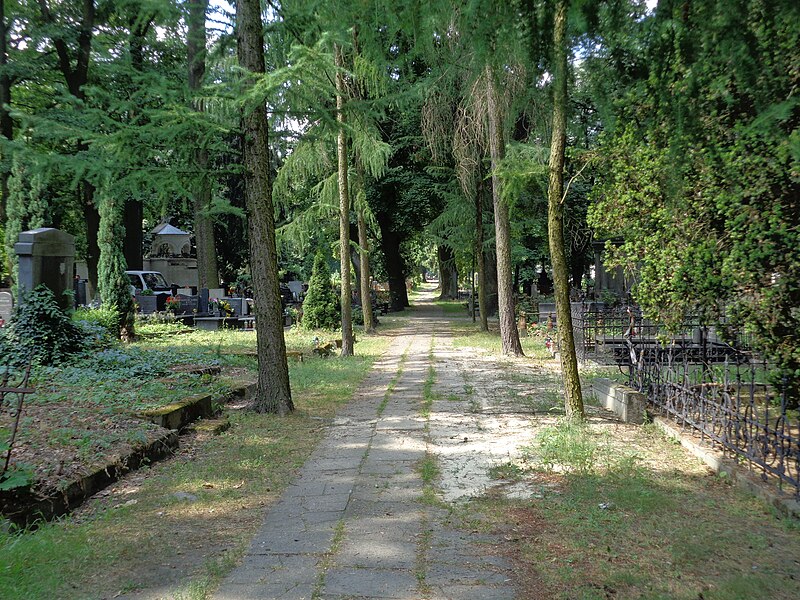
[574,305,800,499]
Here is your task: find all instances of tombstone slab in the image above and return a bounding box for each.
[0,291,12,325]
[14,228,76,311]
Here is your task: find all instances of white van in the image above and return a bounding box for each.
[126,271,172,294]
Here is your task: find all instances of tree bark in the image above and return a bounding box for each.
[357,201,376,333]
[335,44,354,357]
[237,0,293,414]
[437,245,458,299]
[486,64,523,355]
[547,0,584,419]
[476,174,488,331]
[83,182,100,299]
[122,200,143,270]
[377,212,408,310]
[188,0,219,289]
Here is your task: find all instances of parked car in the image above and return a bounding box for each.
[126,270,172,294]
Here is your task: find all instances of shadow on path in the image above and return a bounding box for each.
[214,284,516,600]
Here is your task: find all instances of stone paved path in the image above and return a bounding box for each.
[214,290,516,600]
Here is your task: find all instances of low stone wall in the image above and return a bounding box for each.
[590,378,646,424]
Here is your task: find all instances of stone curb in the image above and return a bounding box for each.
[0,429,178,527]
[1,381,256,527]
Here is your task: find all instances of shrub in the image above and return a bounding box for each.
[1,286,85,366]
[301,253,340,330]
[73,305,120,347]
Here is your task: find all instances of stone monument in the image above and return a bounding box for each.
[0,290,12,325]
[14,228,76,311]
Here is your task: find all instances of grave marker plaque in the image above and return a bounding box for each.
[0,291,12,325]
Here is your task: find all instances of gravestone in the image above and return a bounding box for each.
[15,228,75,311]
[0,291,12,325]
[177,294,199,315]
[198,288,209,314]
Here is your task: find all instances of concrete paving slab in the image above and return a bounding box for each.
[214,581,315,600]
[323,567,419,598]
[213,293,516,600]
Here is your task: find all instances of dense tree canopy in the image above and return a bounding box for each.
[0,0,796,402]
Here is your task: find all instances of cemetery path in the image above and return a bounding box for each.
[212,284,549,600]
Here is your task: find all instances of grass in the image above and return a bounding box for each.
[450,321,553,359]
[439,320,800,600]
[312,519,347,599]
[469,418,800,600]
[0,326,394,600]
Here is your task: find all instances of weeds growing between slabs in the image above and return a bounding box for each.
[0,321,393,600]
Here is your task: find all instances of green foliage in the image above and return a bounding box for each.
[535,418,601,476]
[72,305,121,347]
[97,193,135,340]
[587,0,800,401]
[0,286,85,366]
[301,253,340,330]
[4,157,48,284]
[0,465,33,492]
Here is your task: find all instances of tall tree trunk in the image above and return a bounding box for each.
[123,200,143,270]
[335,44,354,357]
[377,212,408,310]
[122,10,149,272]
[486,64,523,355]
[548,0,584,419]
[350,234,362,304]
[39,0,100,297]
[237,0,293,414]
[188,0,219,289]
[476,174,488,331]
[437,245,458,300]
[83,182,100,300]
[356,196,376,333]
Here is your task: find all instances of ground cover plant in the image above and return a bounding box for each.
[0,312,395,512]
[0,316,398,599]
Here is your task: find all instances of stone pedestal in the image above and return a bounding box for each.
[14,228,75,311]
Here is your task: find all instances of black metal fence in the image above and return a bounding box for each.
[575,304,800,499]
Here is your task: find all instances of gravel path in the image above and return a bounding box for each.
[214,286,547,599]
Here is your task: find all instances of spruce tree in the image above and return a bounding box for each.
[302,252,340,330]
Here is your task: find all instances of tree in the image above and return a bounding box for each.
[486,63,523,356]
[0,0,13,225]
[587,0,800,402]
[334,44,354,356]
[35,0,101,299]
[97,190,135,341]
[302,252,340,329]
[354,163,376,333]
[187,0,220,290]
[547,0,583,419]
[237,0,293,415]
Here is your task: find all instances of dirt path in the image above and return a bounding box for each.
[213,284,555,599]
